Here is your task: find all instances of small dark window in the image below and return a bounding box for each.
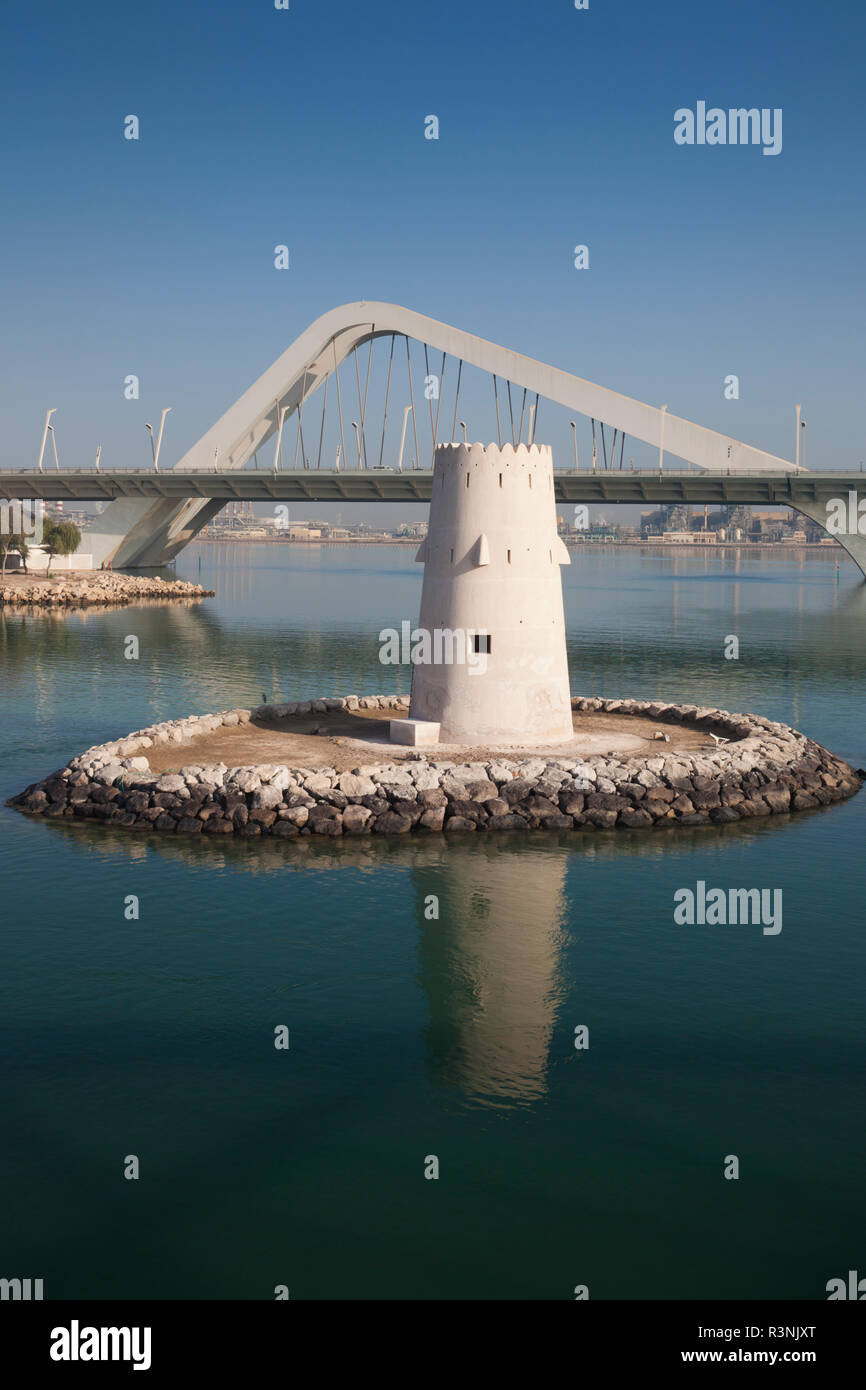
[450,548,454,563]
[529,475,533,488]
[473,634,491,654]
[499,473,502,487]
[466,472,470,487]
[507,549,512,563]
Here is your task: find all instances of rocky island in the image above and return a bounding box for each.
[8,694,863,838]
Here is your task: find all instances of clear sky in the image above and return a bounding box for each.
[1,0,864,522]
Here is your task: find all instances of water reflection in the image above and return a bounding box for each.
[21,811,834,1111]
[412,852,569,1104]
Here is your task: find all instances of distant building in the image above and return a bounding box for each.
[662,530,718,544]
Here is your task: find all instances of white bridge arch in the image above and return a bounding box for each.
[87,300,799,568]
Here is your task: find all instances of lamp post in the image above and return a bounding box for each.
[459,420,467,444]
[351,421,362,469]
[37,408,56,471]
[658,404,668,472]
[795,404,801,469]
[397,406,413,472]
[153,407,171,471]
[570,421,578,470]
[94,445,102,471]
[47,424,60,470]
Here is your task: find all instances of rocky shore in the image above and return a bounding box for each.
[8,695,863,838]
[0,572,214,607]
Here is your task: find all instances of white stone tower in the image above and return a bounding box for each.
[409,442,572,745]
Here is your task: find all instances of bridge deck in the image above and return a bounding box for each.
[0,469,862,505]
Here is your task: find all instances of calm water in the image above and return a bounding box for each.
[1,543,864,1300]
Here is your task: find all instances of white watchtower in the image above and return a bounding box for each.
[409,442,573,745]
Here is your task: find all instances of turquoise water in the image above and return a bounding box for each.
[1,543,864,1299]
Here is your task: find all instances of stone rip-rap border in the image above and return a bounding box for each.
[7,695,863,837]
[0,573,214,606]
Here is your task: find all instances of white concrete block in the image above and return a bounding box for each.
[390,719,440,747]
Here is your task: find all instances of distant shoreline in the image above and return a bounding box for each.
[191,535,847,557]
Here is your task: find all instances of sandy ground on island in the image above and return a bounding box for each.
[145,706,728,776]
[0,569,104,584]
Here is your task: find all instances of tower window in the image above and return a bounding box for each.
[466,472,470,487]
[507,549,512,564]
[499,473,502,487]
[473,634,491,654]
[450,548,454,563]
[529,475,533,489]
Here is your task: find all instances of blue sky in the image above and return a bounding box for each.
[1,0,864,501]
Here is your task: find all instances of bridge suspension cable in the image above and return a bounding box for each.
[405,335,420,469]
[378,333,396,468]
[433,350,446,450]
[361,327,374,467]
[333,339,347,471]
[316,372,328,470]
[451,358,463,442]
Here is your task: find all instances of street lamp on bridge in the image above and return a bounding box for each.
[397,406,413,472]
[47,423,60,470]
[145,408,171,472]
[37,408,56,472]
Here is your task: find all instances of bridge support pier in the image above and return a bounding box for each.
[86,497,222,568]
[790,496,866,581]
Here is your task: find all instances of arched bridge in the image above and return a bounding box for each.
[6,300,862,572]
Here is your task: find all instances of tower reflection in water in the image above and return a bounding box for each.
[414,843,570,1107]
